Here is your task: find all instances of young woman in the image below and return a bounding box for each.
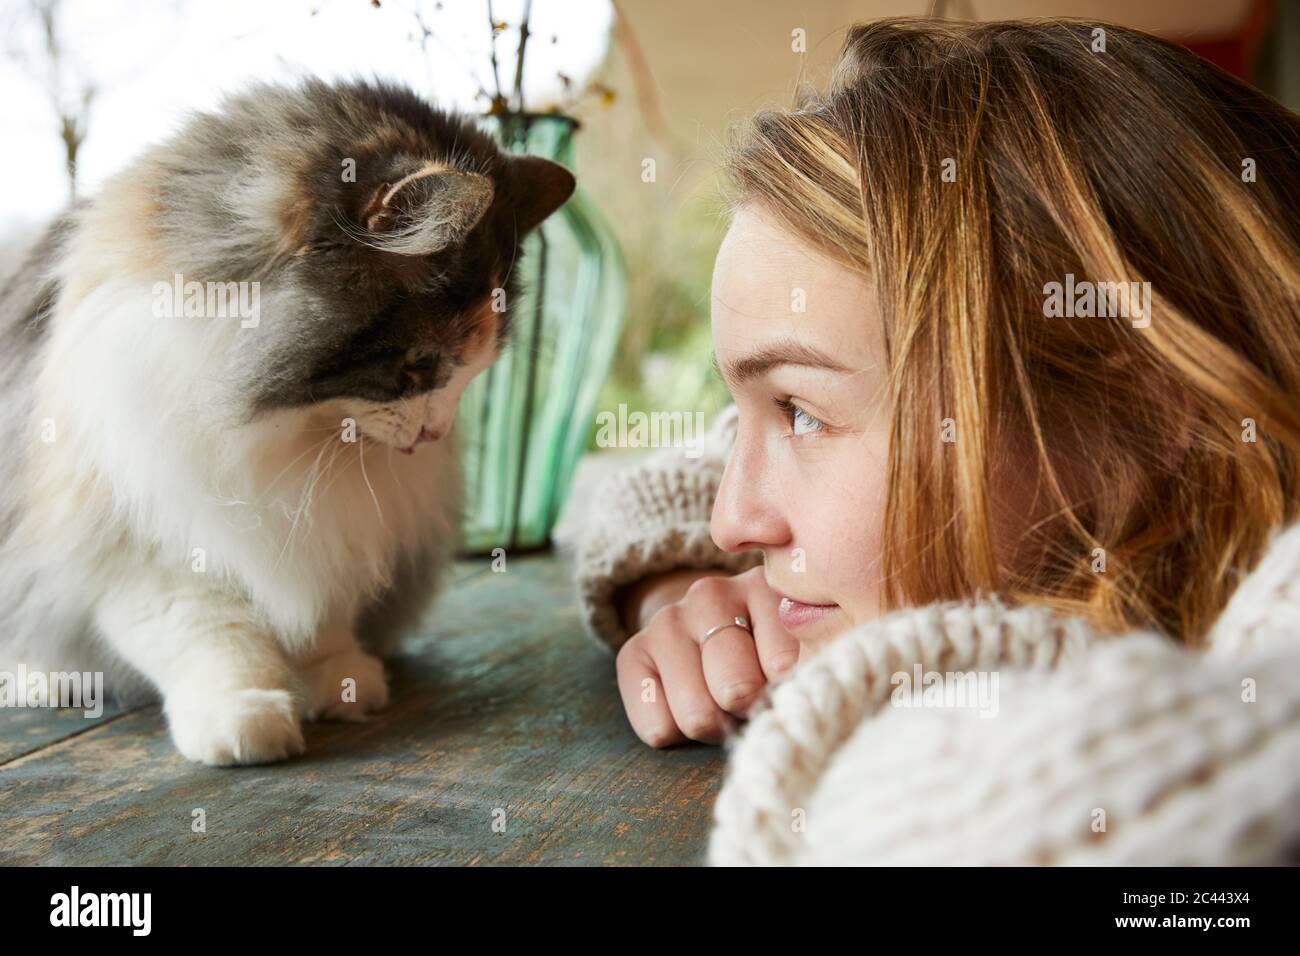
[574,18,1300,864]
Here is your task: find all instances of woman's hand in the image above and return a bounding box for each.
[614,566,800,748]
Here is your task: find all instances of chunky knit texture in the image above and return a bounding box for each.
[709,551,1300,865]
[573,404,761,650]
[572,403,1300,865]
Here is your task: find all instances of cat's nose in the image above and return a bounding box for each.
[398,408,457,454]
[398,425,443,455]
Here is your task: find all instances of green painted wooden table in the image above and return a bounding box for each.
[0,551,724,866]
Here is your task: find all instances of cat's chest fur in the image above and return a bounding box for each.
[20,275,460,648]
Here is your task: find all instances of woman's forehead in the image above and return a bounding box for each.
[712,206,879,364]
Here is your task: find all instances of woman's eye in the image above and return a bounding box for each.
[792,405,823,436]
[774,397,824,436]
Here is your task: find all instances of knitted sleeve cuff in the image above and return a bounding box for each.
[576,522,763,651]
[570,404,761,651]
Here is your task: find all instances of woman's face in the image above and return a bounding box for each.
[710,204,890,653]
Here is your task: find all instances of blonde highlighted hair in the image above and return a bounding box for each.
[725,18,1300,645]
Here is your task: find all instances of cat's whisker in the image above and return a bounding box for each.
[254,433,339,507]
[357,436,387,532]
[272,435,339,572]
[500,215,522,290]
[384,443,403,488]
[316,434,366,504]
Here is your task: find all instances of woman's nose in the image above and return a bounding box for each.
[710,431,790,554]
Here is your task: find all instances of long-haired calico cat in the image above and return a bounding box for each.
[0,79,574,765]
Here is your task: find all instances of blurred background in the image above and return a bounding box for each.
[2,0,1297,445]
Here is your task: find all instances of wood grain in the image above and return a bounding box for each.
[0,552,724,865]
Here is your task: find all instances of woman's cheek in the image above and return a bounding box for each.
[810,440,888,625]
[843,464,889,626]
[782,454,854,576]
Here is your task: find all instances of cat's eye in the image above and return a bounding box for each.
[399,352,442,395]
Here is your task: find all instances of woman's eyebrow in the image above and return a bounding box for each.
[712,338,853,388]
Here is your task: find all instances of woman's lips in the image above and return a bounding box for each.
[777,596,839,631]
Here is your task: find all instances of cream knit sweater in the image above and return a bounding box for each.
[572,405,1300,865]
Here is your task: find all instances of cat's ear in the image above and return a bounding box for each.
[363,165,494,255]
[510,156,576,234]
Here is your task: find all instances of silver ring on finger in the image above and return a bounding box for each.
[699,615,751,646]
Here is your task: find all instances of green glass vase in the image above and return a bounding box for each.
[456,113,628,555]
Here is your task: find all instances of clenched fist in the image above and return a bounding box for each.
[615,566,801,747]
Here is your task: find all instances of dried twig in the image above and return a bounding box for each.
[510,0,532,113]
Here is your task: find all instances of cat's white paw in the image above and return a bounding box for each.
[300,649,389,722]
[166,687,305,766]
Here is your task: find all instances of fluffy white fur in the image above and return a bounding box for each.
[0,79,576,768]
[2,265,482,765]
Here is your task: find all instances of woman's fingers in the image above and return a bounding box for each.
[616,604,736,746]
[682,575,768,717]
[614,568,802,748]
[701,628,767,716]
[737,567,802,682]
[615,635,686,748]
[648,606,738,743]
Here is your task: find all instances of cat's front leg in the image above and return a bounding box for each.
[296,623,390,723]
[94,571,305,766]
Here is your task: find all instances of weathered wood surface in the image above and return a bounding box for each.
[0,552,724,865]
